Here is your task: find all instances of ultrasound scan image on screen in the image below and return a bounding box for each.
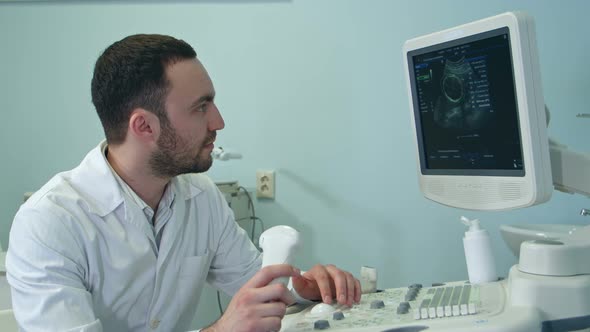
[408,27,524,177]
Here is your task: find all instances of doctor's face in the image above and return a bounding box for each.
[149,58,225,178]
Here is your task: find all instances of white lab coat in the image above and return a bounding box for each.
[6,140,262,331]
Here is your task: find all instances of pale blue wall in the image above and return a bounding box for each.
[1,0,589,329]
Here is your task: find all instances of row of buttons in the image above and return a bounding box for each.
[311,297,415,329]
[310,283,478,329]
[414,301,477,319]
[413,284,478,320]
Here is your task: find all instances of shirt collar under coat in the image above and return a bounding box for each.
[69,140,203,217]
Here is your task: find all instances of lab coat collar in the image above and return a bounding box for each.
[174,172,205,202]
[70,140,203,217]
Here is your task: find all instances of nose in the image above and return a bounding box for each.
[208,103,225,131]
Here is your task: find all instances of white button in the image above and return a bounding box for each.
[444,305,452,317]
[420,307,429,319]
[428,307,436,318]
[460,304,468,315]
[310,303,336,316]
[150,319,160,329]
[414,309,421,320]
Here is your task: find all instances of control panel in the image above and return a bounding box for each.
[281,280,542,332]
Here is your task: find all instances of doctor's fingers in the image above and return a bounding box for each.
[344,271,362,305]
[229,302,286,332]
[353,275,362,304]
[251,316,283,332]
[321,264,358,306]
[306,264,335,304]
[227,312,283,332]
[256,301,288,319]
[246,264,300,289]
[236,282,296,306]
[256,282,296,305]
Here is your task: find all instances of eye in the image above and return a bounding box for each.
[195,103,208,113]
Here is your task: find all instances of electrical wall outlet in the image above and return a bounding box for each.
[256,170,275,199]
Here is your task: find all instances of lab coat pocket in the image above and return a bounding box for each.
[178,251,211,278]
[174,251,212,328]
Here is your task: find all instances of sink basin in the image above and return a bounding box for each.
[500,224,582,257]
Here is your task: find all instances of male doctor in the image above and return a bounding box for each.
[6,34,361,332]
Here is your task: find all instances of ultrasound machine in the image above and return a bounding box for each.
[276,11,590,332]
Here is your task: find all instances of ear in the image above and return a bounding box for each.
[128,109,160,144]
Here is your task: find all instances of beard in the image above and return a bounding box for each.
[149,122,215,179]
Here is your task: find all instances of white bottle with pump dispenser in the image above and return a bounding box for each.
[461,216,497,284]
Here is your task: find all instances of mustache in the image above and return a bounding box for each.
[204,132,216,146]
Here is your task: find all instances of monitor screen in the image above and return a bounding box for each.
[403,12,552,210]
[407,28,523,177]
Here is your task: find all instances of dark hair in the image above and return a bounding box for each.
[91,34,197,144]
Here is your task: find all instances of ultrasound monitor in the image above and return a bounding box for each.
[403,12,553,211]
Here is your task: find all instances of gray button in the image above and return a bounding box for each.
[333,311,345,320]
[460,285,472,305]
[429,288,444,309]
[397,302,410,314]
[370,300,385,309]
[405,289,418,301]
[314,319,330,330]
[399,301,411,309]
[450,286,462,306]
[441,287,453,303]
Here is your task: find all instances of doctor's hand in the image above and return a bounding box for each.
[203,264,300,332]
[292,264,361,307]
